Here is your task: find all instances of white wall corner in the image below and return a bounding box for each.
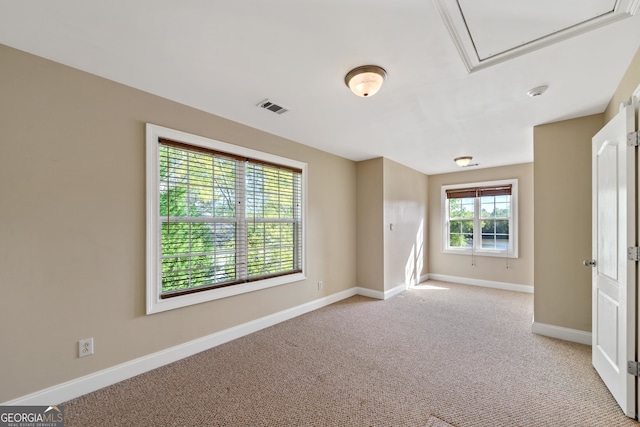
[384,283,407,299]
[531,321,592,346]
[355,287,385,300]
[355,283,408,300]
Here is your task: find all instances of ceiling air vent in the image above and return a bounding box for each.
[257,99,289,115]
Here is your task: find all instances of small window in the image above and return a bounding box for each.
[441,179,518,258]
[146,124,306,314]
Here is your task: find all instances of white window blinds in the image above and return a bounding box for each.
[158,138,302,299]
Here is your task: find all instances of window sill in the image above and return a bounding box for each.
[147,272,307,314]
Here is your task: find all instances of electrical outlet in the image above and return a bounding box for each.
[79,338,94,358]
[318,281,323,290]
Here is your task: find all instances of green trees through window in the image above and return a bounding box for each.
[448,197,474,248]
[159,142,302,297]
[443,180,516,257]
[480,195,510,250]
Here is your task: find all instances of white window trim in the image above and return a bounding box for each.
[441,179,518,258]
[146,123,307,314]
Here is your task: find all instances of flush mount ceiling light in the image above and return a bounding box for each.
[454,156,473,167]
[344,65,387,97]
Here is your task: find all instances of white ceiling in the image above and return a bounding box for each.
[1,0,639,174]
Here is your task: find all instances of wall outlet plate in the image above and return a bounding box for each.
[79,338,94,357]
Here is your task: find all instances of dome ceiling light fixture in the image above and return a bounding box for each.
[454,156,473,167]
[344,65,387,97]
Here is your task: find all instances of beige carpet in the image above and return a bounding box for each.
[426,415,456,427]
[63,281,639,426]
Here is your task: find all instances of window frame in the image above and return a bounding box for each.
[441,179,518,258]
[146,124,307,314]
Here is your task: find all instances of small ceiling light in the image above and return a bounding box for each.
[527,85,549,98]
[454,156,473,167]
[345,65,387,97]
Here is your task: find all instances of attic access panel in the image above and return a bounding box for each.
[434,0,640,72]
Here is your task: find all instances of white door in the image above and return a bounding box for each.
[592,103,636,418]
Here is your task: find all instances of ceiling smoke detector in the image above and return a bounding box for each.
[527,85,549,98]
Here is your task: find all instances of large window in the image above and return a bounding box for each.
[441,179,517,258]
[146,124,306,314]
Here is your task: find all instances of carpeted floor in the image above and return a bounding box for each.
[63,281,640,426]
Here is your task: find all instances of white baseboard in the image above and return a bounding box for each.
[427,274,533,294]
[0,277,551,406]
[384,283,407,299]
[2,287,358,406]
[532,321,592,345]
[355,287,385,300]
[355,283,407,300]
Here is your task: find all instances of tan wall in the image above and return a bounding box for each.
[0,44,357,402]
[604,45,640,123]
[531,46,639,334]
[533,114,604,332]
[356,158,384,292]
[428,163,534,286]
[382,158,428,290]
